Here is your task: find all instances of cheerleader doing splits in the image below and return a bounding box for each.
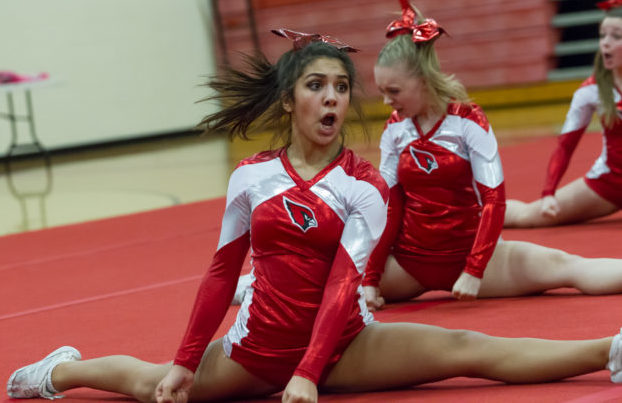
[362,0,622,311]
[505,0,622,228]
[8,28,622,403]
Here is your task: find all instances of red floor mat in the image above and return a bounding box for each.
[2,133,622,402]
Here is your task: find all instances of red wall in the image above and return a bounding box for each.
[214,0,557,96]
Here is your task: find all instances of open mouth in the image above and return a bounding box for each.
[603,52,613,62]
[320,113,336,127]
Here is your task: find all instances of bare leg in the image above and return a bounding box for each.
[478,240,622,297]
[52,356,169,402]
[50,339,277,402]
[378,255,426,302]
[504,178,618,228]
[324,322,612,392]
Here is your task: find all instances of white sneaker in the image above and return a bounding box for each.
[231,273,253,305]
[608,328,622,383]
[7,346,81,399]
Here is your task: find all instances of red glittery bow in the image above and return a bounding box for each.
[598,0,622,11]
[271,28,359,52]
[385,0,446,42]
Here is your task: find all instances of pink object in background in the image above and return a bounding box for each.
[0,70,49,84]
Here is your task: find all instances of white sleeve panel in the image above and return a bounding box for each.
[312,167,387,274]
[463,120,504,188]
[218,168,252,250]
[561,85,598,134]
[470,152,504,188]
[219,159,295,250]
[378,125,401,188]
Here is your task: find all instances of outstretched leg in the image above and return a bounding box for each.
[324,322,613,392]
[478,240,622,297]
[504,178,618,228]
[51,355,170,402]
[9,339,277,402]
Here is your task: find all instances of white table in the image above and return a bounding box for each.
[0,78,55,160]
[1,79,55,231]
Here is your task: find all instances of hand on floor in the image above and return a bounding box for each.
[452,272,481,301]
[364,285,386,311]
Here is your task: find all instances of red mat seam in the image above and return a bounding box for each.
[0,227,217,273]
[0,274,202,321]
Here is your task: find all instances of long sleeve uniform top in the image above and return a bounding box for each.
[173,147,388,385]
[542,76,622,197]
[365,103,506,286]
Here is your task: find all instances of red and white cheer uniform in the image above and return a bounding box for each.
[173,147,388,387]
[364,103,506,290]
[542,76,622,207]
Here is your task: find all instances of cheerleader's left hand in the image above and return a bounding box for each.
[452,272,481,300]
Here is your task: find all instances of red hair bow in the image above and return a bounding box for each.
[385,0,445,43]
[271,28,359,53]
[598,0,622,11]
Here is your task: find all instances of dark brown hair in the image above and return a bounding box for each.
[198,41,363,145]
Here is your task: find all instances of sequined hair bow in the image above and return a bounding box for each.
[385,0,446,42]
[271,28,359,53]
[598,0,622,11]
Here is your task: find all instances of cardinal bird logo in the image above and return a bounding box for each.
[283,196,318,232]
[409,146,439,174]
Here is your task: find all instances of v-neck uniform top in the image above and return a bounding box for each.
[364,103,506,287]
[173,147,388,386]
